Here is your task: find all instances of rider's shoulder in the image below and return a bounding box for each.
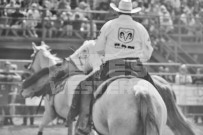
[134,21,148,32]
[104,19,114,26]
[101,19,114,31]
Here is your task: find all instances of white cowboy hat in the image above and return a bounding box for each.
[110,0,141,14]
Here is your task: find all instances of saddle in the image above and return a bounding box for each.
[92,58,146,100]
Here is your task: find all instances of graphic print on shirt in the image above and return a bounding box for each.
[118,28,134,43]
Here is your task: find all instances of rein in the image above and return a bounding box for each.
[35,95,44,114]
[32,57,84,97]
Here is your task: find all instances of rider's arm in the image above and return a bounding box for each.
[95,20,112,56]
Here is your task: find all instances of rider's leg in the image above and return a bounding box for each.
[75,81,93,135]
[66,71,99,130]
[66,87,81,126]
[66,79,93,135]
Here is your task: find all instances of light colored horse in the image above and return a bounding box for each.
[22,40,195,135]
[22,42,88,135]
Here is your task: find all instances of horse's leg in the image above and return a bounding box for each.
[38,96,56,135]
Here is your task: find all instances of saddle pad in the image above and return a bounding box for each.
[94,75,135,100]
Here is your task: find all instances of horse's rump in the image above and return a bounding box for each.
[93,78,167,135]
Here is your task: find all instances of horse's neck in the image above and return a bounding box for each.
[41,57,58,69]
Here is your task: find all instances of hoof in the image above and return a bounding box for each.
[38,131,43,135]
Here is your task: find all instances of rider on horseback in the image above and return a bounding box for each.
[64,0,156,134]
[40,0,155,134]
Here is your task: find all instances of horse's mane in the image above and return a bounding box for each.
[22,68,49,89]
[33,44,61,62]
[40,48,61,61]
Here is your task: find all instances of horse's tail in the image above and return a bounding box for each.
[153,77,196,135]
[135,88,160,135]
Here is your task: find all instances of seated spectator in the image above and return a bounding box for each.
[186,11,196,36]
[157,66,165,78]
[60,11,74,37]
[175,64,192,85]
[163,67,174,82]
[75,1,90,19]
[0,14,9,36]
[72,13,83,39]
[93,0,110,10]
[50,13,64,37]
[22,10,38,38]
[165,0,181,11]
[56,0,71,14]
[4,0,19,16]
[158,5,174,33]
[80,17,97,39]
[193,16,203,42]
[94,2,109,20]
[43,10,55,38]
[180,7,195,35]
[9,7,25,37]
[43,0,54,10]
[193,68,203,85]
[24,3,41,37]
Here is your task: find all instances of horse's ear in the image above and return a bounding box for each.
[41,41,45,45]
[41,41,51,51]
[32,42,38,52]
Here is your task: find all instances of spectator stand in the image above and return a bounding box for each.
[0,1,202,46]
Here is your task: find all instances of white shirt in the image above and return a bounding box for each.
[95,15,153,62]
[175,73,192,84]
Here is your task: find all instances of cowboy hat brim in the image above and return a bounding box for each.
[110,3,141,14]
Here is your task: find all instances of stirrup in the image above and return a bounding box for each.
[76,125,91,135]
[65,115,76,127]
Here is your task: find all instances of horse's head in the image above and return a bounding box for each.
[28,41,60,73]
[20,67,50,98]
[71,40,102,74]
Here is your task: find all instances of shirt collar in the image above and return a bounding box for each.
[118,15,133,20]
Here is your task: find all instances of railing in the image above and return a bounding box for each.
[0,7,201,40]
[0,59,203,125]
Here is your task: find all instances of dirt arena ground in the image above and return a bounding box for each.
[0,118,203,135]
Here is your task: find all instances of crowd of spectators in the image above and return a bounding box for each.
[0,0,202,40]
[0,0,97,39]
[157,64,203,85]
